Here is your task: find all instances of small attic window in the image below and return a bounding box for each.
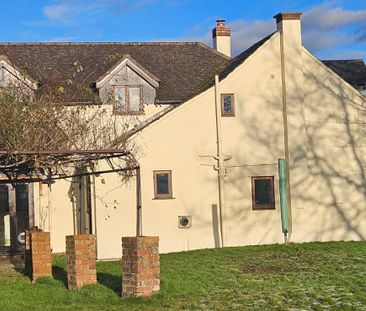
[113,85,142,115]
[221,94,235,116]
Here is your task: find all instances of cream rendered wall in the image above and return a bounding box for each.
[218,33,285,247]
[289,49,366,243]
[34,181,75,253]
[33,23,366,258]
[92,168,137,260]
[213,36,231,58]
[131,32,287,253]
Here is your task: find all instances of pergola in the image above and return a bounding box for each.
[0,149,142,236]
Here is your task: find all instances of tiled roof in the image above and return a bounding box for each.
[0,40,364,105]
[0,42,229,103]
[322,59,366,89]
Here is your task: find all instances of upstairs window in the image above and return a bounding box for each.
[251,176,275,210]
[113,85,142,114]
[221,93,235,116]
[154,170,173,199]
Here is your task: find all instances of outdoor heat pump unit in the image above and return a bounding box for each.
[178,216,192,228]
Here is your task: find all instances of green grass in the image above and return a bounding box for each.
[1,241,366,310]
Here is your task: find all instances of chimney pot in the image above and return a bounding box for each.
[216,19,226,27]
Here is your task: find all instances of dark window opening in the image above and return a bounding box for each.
[154,170,172,199]
[252,176,275,210]
[15,185,30,235]
[0,185,9,214]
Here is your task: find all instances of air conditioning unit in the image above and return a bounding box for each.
[178,216,192,228]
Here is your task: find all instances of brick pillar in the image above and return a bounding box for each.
[24,227,42,277]
[66,234,97,290]
[27,230,52,281]
[122,236,160,298]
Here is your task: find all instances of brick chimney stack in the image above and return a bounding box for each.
[212,19,231,58]
[273,12,302,47]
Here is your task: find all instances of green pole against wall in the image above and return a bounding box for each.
[278,158,289,241]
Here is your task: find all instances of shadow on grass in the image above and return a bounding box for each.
[97,272,121,295]
[52,265,67,287]
[52,263,122,294]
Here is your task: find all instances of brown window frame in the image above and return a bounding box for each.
[221,93,235,117]
[251,176,275,210]
[153,170,173,199]
[112,85,143,115]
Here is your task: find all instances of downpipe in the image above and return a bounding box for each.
[214,75,227,248]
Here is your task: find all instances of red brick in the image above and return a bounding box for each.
[121,236,160,298]
[25,230,52,282]
[66,234,96,290]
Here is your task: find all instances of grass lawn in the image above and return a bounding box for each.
[0,241,366,310]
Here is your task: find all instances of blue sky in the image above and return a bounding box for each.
[0,0,365,60]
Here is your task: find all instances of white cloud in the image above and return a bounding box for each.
[327,49,366,60]
[198,3,366,58]
[42,1,107,24]
[42,0,156,24]
[302,4,366,31]
[43,35,78,42]
[301,3,366,54]
[43,4,69,21]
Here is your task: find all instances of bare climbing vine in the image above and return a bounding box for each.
[0,83,139,183]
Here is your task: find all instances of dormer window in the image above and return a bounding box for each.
[96,55,160,114]
[113,85,142,114]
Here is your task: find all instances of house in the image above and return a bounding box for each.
[0,12,365,260]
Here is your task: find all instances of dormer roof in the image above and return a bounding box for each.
[322,59,366,89]
[0,54,38,90]
[95,54,160,89]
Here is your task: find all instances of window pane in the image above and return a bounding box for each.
[0,185,9,214]
[156,173,169,195]
[114,87,126,112]
[129,87,140,112]
[16,185,29,212]
[15,185,29,237]
[223,95,232,113]
[254,179,273,205]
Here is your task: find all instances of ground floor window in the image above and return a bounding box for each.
[153,170,172,199]
[0,183,33,251]
[251,176,275,210]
